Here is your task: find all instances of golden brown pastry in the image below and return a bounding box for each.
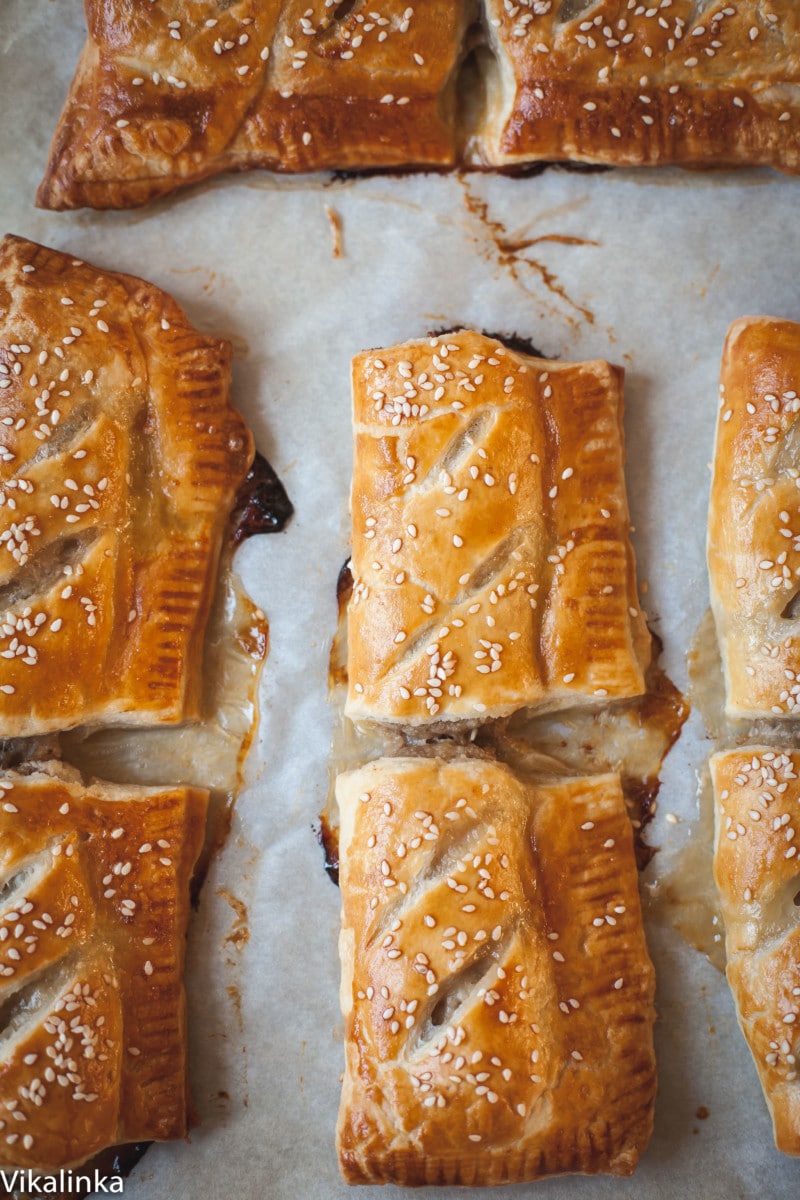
[0,766,207,1170]
[37,0,472,210]
[336,755,656,1185]
[708,317,800,720]
[0,235,253,737]
[473,1,800,173]
[346,331,649,727]
[711,747,800,1155]
[39,2,800,209]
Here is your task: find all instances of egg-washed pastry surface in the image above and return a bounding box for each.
[0,234,254,737]
[0,767,207,1171]
[711,747,800,1155]
[336,756,656,1186]
[346,331,649,727]
[474,1,800,171]
[37,0,473,210]
[708,316,800,721]
[38,2,800,209]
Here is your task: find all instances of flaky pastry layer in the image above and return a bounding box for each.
[474,1,800,172]
[712,747,800,1155]
[0,235,254,736]
[346,331,649,726]
[38,3,800,209]
[708,316,800,720]
[336,756,656,1185]
[0,767,207,1170]
[38,0,472,210]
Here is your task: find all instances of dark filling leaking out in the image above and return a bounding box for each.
[627,631,689,869]
[624,776,661,871]
[0,735,61,771]
[11,1143,153,1200]
[325,542,688,879]
[327,165,453,185]
[337,560,354,612]
[230,451,294,544]
[325,162,612,185]
[427,326,551,360]
[315,815,340,886]
[85,1142,152,1193]
[328,560,353,692]
[496,161,613,180]
[14,453,289,1188]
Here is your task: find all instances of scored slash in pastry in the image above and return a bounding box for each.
[0,767,207,1170]
[708,317,800,720]
[473,1,800,172]
[0,234,254,737]
[336,756,656,1185]
[711,747,800,1155]
[346,331,649,726]
[38,2,800,209]
[37,0,472,210]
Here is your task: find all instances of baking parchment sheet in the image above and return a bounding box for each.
[2,2,799,1196]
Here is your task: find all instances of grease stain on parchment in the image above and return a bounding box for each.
[458,177,601,331]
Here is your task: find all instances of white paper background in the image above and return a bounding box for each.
[2,2,800,1195]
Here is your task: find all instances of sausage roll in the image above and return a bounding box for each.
[336,755,656,1185]
[708,317,800,720]
[473,1,800,173]
[346,331,649,727]
[0,235,253,736]
[0,767,207,1170]
[712,747,800,1155]
[37,0,472,210]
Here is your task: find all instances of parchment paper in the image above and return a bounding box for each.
[2,2,799,1196]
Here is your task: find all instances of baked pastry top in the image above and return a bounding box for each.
[39,2,800,207]
[0,767,207,1170]
[708,317,800,720]
[0,235,253,737]
[474,1,800,172]
[711,747,800,1155]
[346,331,649,726]
[37,0,472,210]
[336,755,656,1185]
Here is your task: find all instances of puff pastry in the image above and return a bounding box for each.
[711,747,800,1155]
[0,235,253,736]
[37,0,472,210]
[474,1,800,172]
[0,766,207,1170]
[336,756,656,1185]
[346,331,649,726]
[708,316,800,720]
[39,3,800,208]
